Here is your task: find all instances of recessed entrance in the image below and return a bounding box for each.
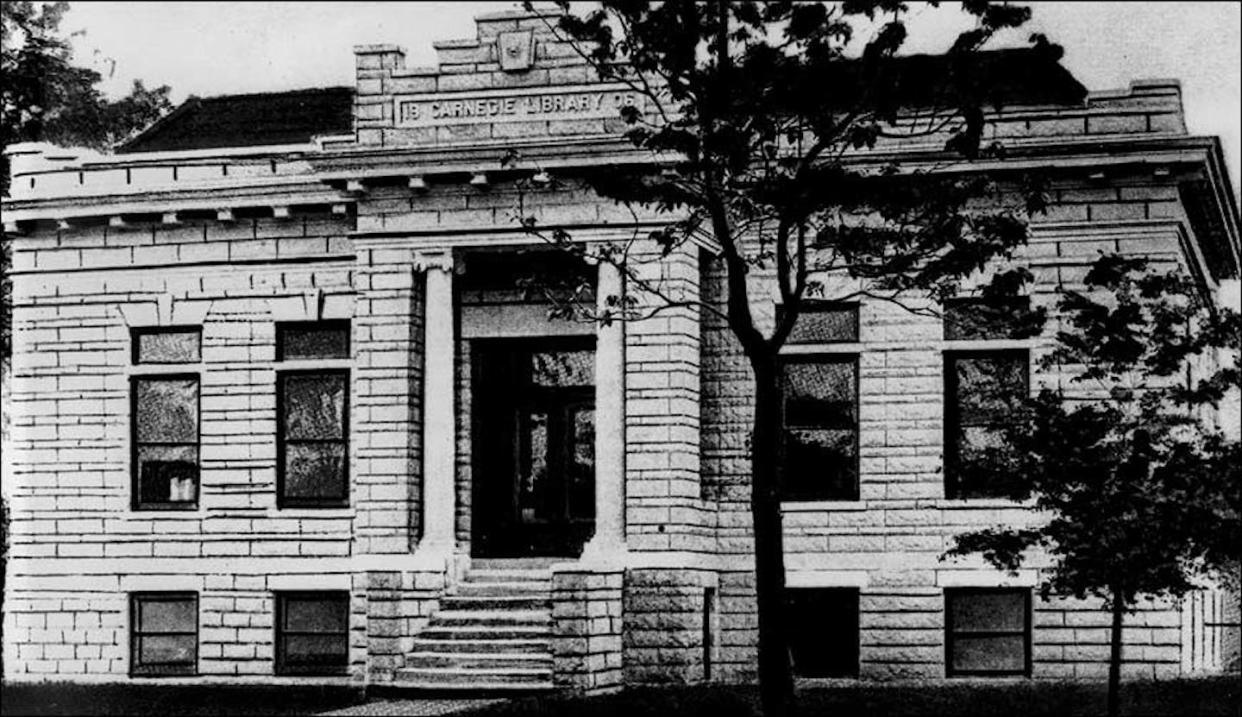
[471,337,596,558]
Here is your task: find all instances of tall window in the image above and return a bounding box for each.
[130,593,198,676]
[132,328,201,510]
[778,303,860,502]
[785,588,860,678]
[275,592,350,675]
[943,298,1031,499]
[276,322,350,508]
[945,588,1031,677]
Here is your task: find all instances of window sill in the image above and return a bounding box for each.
[781,500,866,512]
[935,498,1036,509]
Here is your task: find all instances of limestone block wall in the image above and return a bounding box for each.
[622,568,718,685]
[362,569,443,682]
[552,566,623,693]
[2,212,384,680]
[697,167,1216,683]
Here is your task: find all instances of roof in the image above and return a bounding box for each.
[115,49,1085,155]
[117,87,354,154]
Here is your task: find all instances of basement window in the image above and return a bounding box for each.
[945,588,1031,677]
[130,593,198,676]
[275,592,350,675]
[785,588,859,678]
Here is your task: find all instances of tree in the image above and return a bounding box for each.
[945,254,1241,717]
[509,2,1053,714]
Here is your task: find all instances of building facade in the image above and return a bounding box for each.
[2,9,1239,690]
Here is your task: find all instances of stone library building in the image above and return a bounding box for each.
[2,8,1238,692]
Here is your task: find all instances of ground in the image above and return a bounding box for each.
[0,677,1238,716]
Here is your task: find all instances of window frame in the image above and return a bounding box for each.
[778,353,861,502]
[943,349,1030,500]
[274,591,351,676]
[130,373,201,511]
[276,368,351,509]
[785,586,861,678]
[130,592,199,677]
[944,587,1032,678]
[131,326,203,365]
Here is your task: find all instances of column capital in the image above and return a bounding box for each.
[413,249,455,273]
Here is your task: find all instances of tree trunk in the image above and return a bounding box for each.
[1107,587,1126,717]
[750,354,796,717]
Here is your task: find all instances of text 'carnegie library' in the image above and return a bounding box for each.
[397,90,643,126]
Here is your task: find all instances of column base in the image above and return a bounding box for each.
[576,536,628,569]
[409,540,455,572]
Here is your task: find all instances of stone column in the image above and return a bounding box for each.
[581,260,627,561]
[414,250,456,563]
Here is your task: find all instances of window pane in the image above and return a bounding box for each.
[786,589,859,678]
[951,635,1026,673]
[944,298,1034,341]
[284,443,347,500]
[783,360,856,427]
[136,379,198,443]
[950,591,1026,633]
[784,428,857,501]
[139,635,196,665]
[279,324,350,361]
[284,635,348,665]
[284,596,348,633]
[782,304,859,344]
[952,354,1026,424]
[520,411,550,523]
[138,598,197,633]
[137,446,198,504]
[283,374,346,440]
[531,350,594,387]
[136,331,200,363]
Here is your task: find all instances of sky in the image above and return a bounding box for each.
[61,1,1241,187]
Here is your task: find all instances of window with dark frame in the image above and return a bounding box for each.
[944,350,1028,499]
[943,297,1036,341]
[945,588,1031,677]
[785,587,860,678]
[133,327,202,363]
[275,592,350,675]
[780,355,860,501]
[130,593,198,676]
[132,329,202,510]
[276,323,350,508]
[778,303,860,344]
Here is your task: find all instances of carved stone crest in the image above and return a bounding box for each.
[497,29,534,72]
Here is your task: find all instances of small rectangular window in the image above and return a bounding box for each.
[131,593,198,676]
[780,356,859,501]
[944,297,1034,341]
[785,588,859,678]
[133,328,201,364]
[779,303,859,344]
[945,588,1030,677]
[278,370,349,507]
[277,322,350,361]
[945,351,1028,499]
[275,592,350,675]
[132,376,200,510]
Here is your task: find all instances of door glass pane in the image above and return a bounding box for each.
[531,350,593,387]
[952,635,1026,673]
[568,408,595,520]
[520,411,550,523]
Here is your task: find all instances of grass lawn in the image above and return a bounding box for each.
[2,676,1239,716]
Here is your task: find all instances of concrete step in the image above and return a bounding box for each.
[469,558,562,571]
[456,581,551,597]
[430,610,551,627]
[440,594,549,611]
[394,667,552,688]
[464,569,553,584]
[417,625,551,641]
[408,637,551,654]
[406,651,554,670]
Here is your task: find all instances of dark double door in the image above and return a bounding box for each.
[471,338,596,558]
